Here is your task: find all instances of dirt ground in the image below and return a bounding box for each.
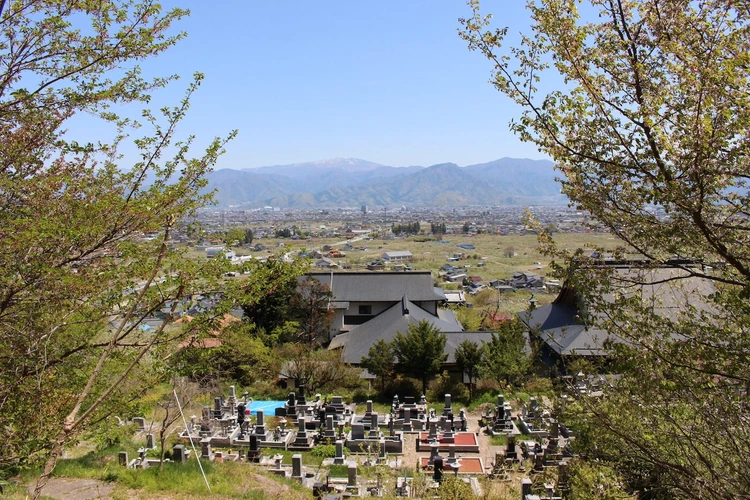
[28,478,114,500]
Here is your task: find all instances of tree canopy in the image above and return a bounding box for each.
[0,1,242,494]
[454,339,483,402]
[480,318,530,388]
[360,339,396,392]
[462,0,750,497]
[392,320,447,395]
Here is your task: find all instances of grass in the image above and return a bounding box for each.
[490,435,508,446]
[188,230,620,284]
[10,444,314,500]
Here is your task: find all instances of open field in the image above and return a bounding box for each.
[192,229,622,293]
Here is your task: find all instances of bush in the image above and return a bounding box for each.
[310,444,345,458]
[523,377,555,396]
[427,371,468,403]
[385,376,421,399]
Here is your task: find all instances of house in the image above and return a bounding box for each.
[519,263,715,375]
[307,271,450,344]
[381,250,413,262]
[446,272,467,283]
[510,271,545,289]
[314,257,338,269]
[443,290,466,306]
[329,296,464,363]
[302,271,516,385]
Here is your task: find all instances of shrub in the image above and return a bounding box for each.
[523,377,555,396]
[310,444,344,458]
[427,371,468,403]
[385,376,421,399]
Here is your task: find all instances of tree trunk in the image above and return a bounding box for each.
[33,423,72,500]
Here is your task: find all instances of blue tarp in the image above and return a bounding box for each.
[247,400,285,415]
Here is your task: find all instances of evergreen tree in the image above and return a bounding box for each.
[360,339,396,393]
[454,340,483,403]
[392,320,447,395]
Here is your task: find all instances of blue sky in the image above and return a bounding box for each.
[79,1,549,169]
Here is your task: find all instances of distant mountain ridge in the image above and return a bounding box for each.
[204,157,565,208]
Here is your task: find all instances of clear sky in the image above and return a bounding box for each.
[79,1,550,169]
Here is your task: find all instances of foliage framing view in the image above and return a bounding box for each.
[0,1,244,497]
[461,0,750,498]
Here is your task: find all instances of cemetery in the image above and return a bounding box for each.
[111,385,580,499]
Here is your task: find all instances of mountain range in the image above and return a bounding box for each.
[204,157,566,208]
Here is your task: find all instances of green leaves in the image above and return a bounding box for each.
[461,1,750,496]
[392,320,448,395]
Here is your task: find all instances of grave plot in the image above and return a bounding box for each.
[480,394,520,436]
[415,394,478,453]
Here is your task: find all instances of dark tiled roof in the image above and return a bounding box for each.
[520,266,715,356]
[331,297,463,363]
[307,271,446,302]
[443,331,495,363]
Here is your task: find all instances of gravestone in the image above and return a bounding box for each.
[427,420,439,441]
[402,408,412,432]
[247,434,261,463]
[330,395,345,413]
[227,385,237,414]
[347,462,357,490]
[378,438,387,463]
[446,444,458,465]
[442,393,453,418]
[132,417,146,430]
[145,433,155,449]
[255,410,266,436]
[200,438,213,460]
[333,440,346,465]
[441,416,454,442]
[297,385,307,407]
[351,423,365,440]
[433,456,444,483]
[213,397,222,419]
[550,419,559,439]
[324,414,337,439]
[173,444,186,463]
[118,451,128,467]
[368,412,379,438]
[286,392,298,420]
[428,442,440,466]
[505,435,518,461]
[522,477,533,496]
[291,454,302,479]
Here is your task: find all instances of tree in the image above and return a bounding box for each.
[279,344,360,395]
[241,259,300,340]
[224,227,245,246]
[461,1,750,497]
[480,318,530,387]
[244,228,254,245]
[289,276,334,344]
[454,340,483,403]
[360,339,396,393]
[392,320,447,395]
[0,1,241,494]
[154,377,201,470]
